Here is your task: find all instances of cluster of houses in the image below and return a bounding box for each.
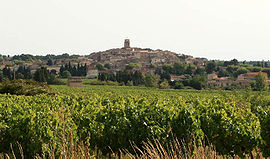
[207,72,269,88]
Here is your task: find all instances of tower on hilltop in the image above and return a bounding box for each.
[124,39,130,48]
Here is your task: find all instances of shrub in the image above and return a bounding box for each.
[174,81,184,89]
[144,74,159,87]
[126,80,133,86]
[159,80,170,89]
[0,79,53,96]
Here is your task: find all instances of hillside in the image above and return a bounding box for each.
[88,39,205,70]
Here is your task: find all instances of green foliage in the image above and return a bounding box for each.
[172,104,204,145]
[0,79,52,96]
[60,62,87,77]
[96,63,105,70]
[47,59,53,66]
[189,75,206,90]
[200,99,261,156]
[84,79,119,86]
[173,62,186,75]
[233,67,249,78]
[62,70,71,78]
[159,79,170,89]
[2,84,270,157]
[253,72,269,91]
[104,63,111,69]
[206,62,216,74]
[125,63,136,70]
[144,74,159,87]
[126,80,133,86]
[174,81,184,89]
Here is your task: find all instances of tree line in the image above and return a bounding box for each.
[60,62,87,77]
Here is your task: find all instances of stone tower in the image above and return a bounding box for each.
[124,39,130,48]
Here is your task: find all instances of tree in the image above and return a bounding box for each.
[173,62,186,75]
[159,79,170,89]
[262,68,270,77]
[253,72,269,91]
[144,74,160,87]
[162,64,174,74]
[126,80,133,86]
[125,63,136,70]
[34,67,49,82]
[104,63,111,69]
[62,70,71,78]
[47,59,53,66]
[174,81,184,89]
[132,71,144,86]
[96,63,105,70]
[189,75,206,90]
[206,62,216,74]
[230,59,239,66]
[185,64,194,75]
[0,71,3,82]
[195,67,205,75]
[233,67,248,78]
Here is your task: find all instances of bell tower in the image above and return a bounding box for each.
[124,39,130,48]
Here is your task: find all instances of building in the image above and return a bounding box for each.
[124,39,130,48]
[170,75,186,81]
[0,65,5,70]
[208,77,233,87]
[237,72,267,81]
[234,72,268,86]
[67,77,82,87]
[86,69,99,78]
[207,73,218,80]
[207,73,233,88]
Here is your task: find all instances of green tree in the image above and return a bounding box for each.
[47,59,53,66]
[144,74,160,87]
[125,63,136,70]
[233,67,249,78]
[189,75,206,90]
[253,72,269,91]
[96,63,105,70]
[104,63,111,69]
[34,67,49,82]
[159,79,170,89]
[62,70,71,78]
[173,62,186,75]
[125,63,141,70]
[174,81,184,89]
[126,80,133,86]
[206,62,216,74]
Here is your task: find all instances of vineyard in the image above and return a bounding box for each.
[1,85,270,158]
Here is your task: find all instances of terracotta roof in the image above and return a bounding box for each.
[246,72,267,75]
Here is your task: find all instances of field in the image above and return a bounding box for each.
[1,84,270,158]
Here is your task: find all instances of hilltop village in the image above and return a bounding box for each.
[0,39,270,90]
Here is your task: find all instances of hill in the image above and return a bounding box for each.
[88,39,206,70]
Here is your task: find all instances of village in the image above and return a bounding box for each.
[0,39,269,90]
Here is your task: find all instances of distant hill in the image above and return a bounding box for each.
[87,39,206,70]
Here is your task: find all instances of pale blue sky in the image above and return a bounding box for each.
[0,0,270,60]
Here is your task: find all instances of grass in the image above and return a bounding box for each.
[0,137,264,159]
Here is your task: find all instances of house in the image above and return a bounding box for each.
[86,69,99,78]
[68,77,82,87]
[170,75,186,81]
[207,73,218,80]
[237,72,267,81]
[208,77,233,87]
[0,65,5,70]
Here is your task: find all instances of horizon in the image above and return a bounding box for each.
[1,0,270,61]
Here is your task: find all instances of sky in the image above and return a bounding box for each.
[0,0,270,61]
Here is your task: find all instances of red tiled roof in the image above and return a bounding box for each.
[246,72,267,75]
